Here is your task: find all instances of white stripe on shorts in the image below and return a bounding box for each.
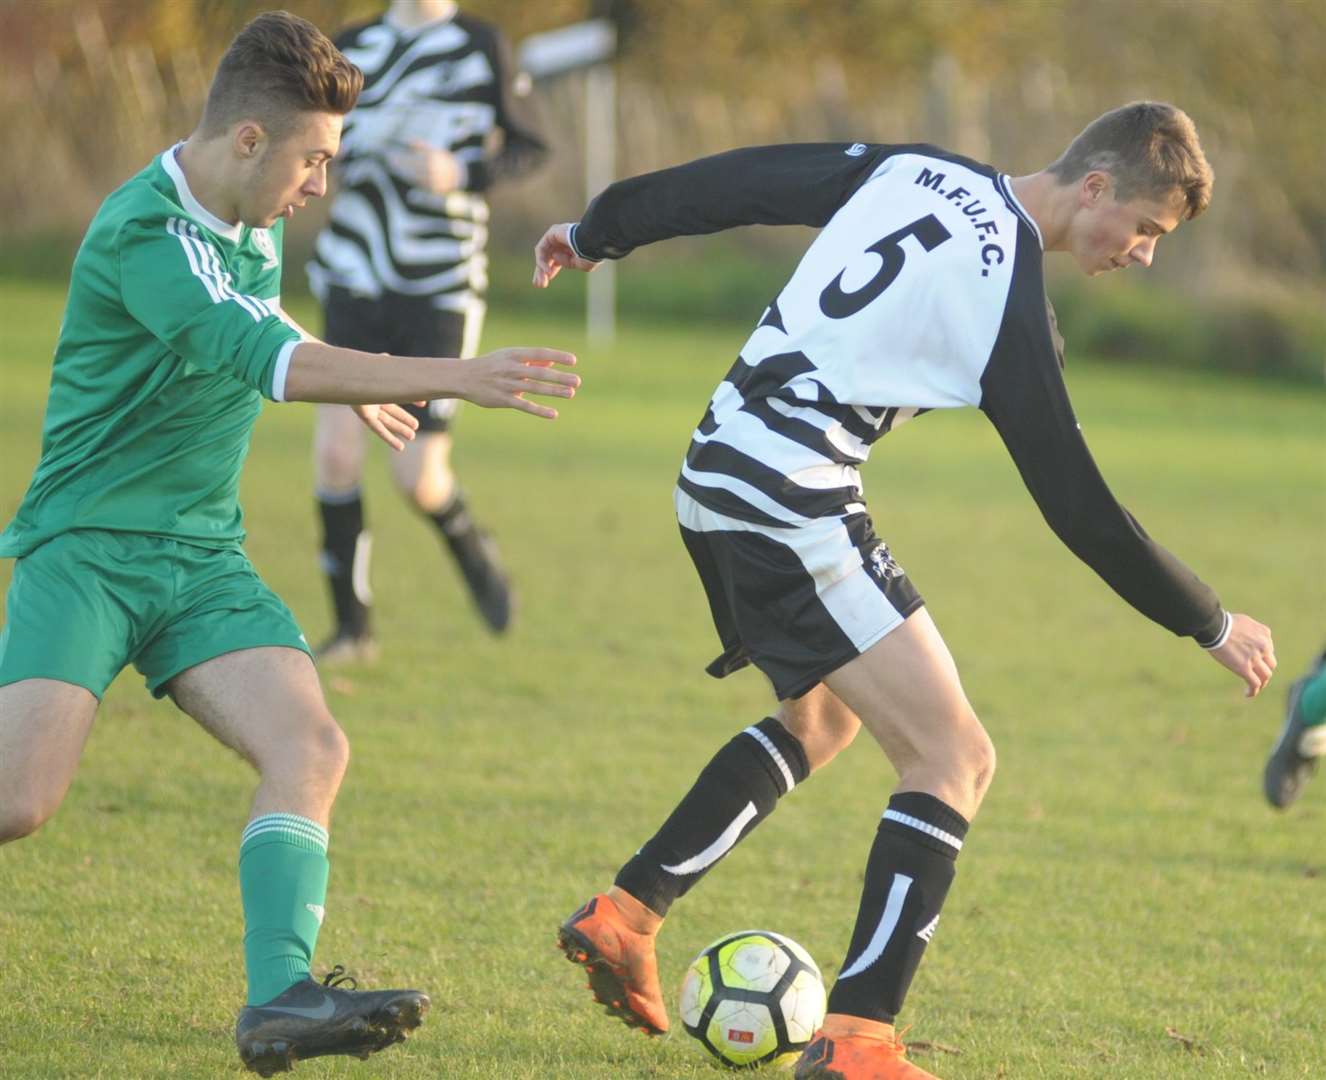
[675,487,909,670]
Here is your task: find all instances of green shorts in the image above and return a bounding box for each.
[0,529,311,699]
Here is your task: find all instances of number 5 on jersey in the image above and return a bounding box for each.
[820,214,952,319]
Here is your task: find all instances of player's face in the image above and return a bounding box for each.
[240,112,342,228]
[1070,174,1185,276]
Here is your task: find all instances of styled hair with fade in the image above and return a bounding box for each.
[1047,102,1213,220]
[200,11,362,141]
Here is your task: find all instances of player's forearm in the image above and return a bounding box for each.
[282,342,473,405]
[575,144,885,260]
[1048,511,1227,644]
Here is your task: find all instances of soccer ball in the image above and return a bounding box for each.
[678,929,827,1069]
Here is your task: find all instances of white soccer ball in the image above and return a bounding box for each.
[678,929,827,1069]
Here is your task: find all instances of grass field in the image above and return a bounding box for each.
[1,277,1324,1079]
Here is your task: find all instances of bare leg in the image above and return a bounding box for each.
[178,654,427,1069]
[389,430,455,513]
[777,681,864,772]
[815,606,995,1039]
[825,607,995,820]
[0,678,98,842]
[313,403,368,498]
[167,646,347,826]
[169,646,348,1016]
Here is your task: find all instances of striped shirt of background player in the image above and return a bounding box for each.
[308,11,546,311]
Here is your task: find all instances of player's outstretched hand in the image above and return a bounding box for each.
[353,402,421,451]
[462,347,579,419]
[1208,613,1276,698]
[533,223,600,288]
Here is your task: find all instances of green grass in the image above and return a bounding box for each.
[1,278,1324,1079]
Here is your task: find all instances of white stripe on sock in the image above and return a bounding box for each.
[242,814,329,852]
[744,725,796,793]
[241,823,329,851]
[882,809,964,852]
[837,873,913,979]
[661,802,758,876]
[351,531,373,606]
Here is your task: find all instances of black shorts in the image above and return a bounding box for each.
[677,488,924,701]
[321,286,485,433]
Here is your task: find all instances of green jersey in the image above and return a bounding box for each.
[0,146,302,558]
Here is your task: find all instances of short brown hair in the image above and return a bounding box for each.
[200,11,362,140]
[1047,102,1213,220]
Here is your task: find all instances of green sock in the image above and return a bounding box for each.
[1300,668,1326,729]
[239,813,330,1006]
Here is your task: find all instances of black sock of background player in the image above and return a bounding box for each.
[826,792,969,1024]
[316,491,370,636]
[614,718,810,916]
[427,490,482,561]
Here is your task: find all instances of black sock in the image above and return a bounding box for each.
[428,490,473,544]
[826,792,969,1023]
[427,491,489,564]
[614,718,810,916]
[317,491,371,636]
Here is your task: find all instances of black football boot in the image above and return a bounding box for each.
[235,966,429,1076]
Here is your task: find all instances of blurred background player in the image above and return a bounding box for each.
[1265,647,1326,808]
[307,0,548,661]
[535,104,1276,1079]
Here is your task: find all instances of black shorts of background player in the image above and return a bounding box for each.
[534,103,1277,1078]
[307,0,547,660]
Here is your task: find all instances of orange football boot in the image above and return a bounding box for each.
[557,892,669,1035]
[794,1015,940,1080]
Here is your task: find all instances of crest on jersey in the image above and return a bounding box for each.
[252,228,279,270]
[845,142,868,157]
[867,543,905,581]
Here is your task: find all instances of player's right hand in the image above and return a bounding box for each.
[462,347,579,419]
[1208,613,1276,698]
[533,223,600,288]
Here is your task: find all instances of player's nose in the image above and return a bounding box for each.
[304,167,327,199]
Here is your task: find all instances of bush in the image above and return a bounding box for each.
[1049,274,1324,383]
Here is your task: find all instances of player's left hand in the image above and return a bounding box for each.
[1208,612,1277,698]
[352,401,421,451]
[533,223,600,288]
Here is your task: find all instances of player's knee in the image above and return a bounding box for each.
[954,721,997,812]
[966,726,997,799]
[0,791,57,843]
[267,713,349,787]
[316,438,364,492]
[308,716,350,779]
[398,464,454,513]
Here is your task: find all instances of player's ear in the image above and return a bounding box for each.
[233,121,266,160]
[1081,171,1110,208]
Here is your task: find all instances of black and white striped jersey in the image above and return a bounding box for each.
[308,8,547,310]
[570,142,1227,646]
